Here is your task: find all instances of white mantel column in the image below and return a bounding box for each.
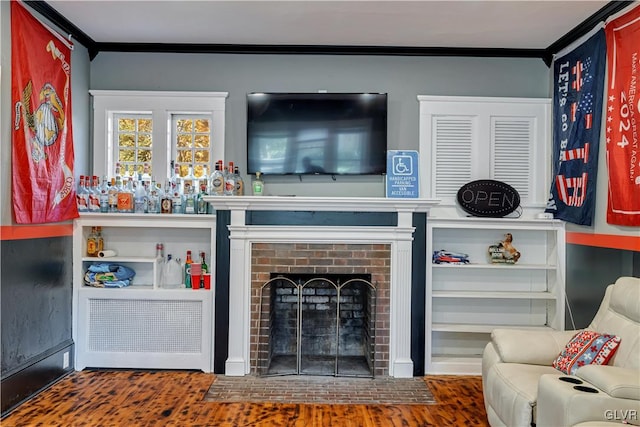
[224,208,250,376]
[389,210,416,378]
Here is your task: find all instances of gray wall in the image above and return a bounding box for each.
[90,53,551,196]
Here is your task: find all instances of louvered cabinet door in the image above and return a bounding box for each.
[418,95,551,210]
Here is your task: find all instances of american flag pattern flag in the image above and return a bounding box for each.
[546,28,605,226]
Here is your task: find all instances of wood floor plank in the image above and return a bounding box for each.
[1,371,488,426]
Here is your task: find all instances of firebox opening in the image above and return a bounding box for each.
[258,273,376,378]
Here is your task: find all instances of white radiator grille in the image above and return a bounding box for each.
[88,299,203,353]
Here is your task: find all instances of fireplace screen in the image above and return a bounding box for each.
[255,273,377,377]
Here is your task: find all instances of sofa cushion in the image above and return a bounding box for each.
[552,330,621,375]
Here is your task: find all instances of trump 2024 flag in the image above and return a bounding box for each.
[605,4,640,226]
[11,1,78,224]
[545,28,606,226]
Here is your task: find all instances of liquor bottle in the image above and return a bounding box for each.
[209,161,224,196]
[99,175,110,213]
[88,176,101,212]
[76,175,89,212]
[160,180,173,214]
[134,174,148,213]
[234,166,244,196]
[183,183,196,214]
[147,180,160,214]
[86,226,99,257]
[114,162,122,182]
[170,160,183,196]
[117,178,133,213]
[171,180,184,214]
[96,226,104,253]
[197,181,209,214]
[199,251,208,288]
[252,171,264,196]
[108,177,118,213]
[184,250,193,288]
[224,162,235,196]
[199,165,209,195]
[183,165,196,195]
[141,162,152,190]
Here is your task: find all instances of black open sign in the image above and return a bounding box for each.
[456,180,521,217]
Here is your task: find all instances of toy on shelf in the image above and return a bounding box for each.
[433,250,470,264]
[488,233,521,264]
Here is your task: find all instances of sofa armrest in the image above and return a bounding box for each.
[577,365,640,400]
[491,328,579,365]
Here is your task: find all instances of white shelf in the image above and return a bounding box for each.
[431,323,555,333]
[82,256,160,263]
[432,291,557,300]
[432,263,556,270]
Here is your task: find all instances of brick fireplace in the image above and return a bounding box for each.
[205,196,438,378]
[250,243,391,376]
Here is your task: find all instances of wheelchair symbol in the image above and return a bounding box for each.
[393,155,413,176]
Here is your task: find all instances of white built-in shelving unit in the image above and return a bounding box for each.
[425,217,565,374]
[72,213,216,372]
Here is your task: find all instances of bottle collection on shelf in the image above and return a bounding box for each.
[76,159,258,215]
[159,247,211,290]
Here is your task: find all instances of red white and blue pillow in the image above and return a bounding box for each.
[552,330,621,375]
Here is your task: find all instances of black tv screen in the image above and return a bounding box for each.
[247,92,387,175]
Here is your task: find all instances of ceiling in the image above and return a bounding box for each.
[38,1,629,60]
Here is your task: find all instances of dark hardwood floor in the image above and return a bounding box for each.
[1,370,489,426]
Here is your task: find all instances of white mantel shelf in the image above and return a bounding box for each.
[203,196,440,213]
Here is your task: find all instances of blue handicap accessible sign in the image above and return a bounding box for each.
[386,150,419,198]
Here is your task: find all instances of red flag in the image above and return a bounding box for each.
[11,1,78,224]
[605,4,640,226]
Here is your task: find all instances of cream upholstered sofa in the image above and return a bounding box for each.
[482,276,640,427]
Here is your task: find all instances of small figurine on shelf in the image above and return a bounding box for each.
[432,250,470,264]
[488,233,521,264]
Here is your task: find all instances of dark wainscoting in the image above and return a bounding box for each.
[565,244,639,329]
[1,236,74,416]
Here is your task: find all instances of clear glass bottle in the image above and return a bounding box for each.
[147,180,160,214]
[141,162,152,190]
[183,183,196,214]
[209,161,224,196]
[197,181,209,214]
[171,183,183,215]
[183,165,196,195]
[160,180,173,214]
[224,161,235,196]
[88,176,101,212]
[108,177,118,213]
[76,175,89,213]
[134,174,148,213]
[252,171,264,196]
[99,175,110,213]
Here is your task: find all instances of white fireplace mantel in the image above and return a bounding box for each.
[204,196,439,378]
[203,196,439,214]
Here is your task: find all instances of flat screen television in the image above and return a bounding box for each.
[247,92,387,175]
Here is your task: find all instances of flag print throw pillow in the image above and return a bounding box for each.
[552,330,621,375]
